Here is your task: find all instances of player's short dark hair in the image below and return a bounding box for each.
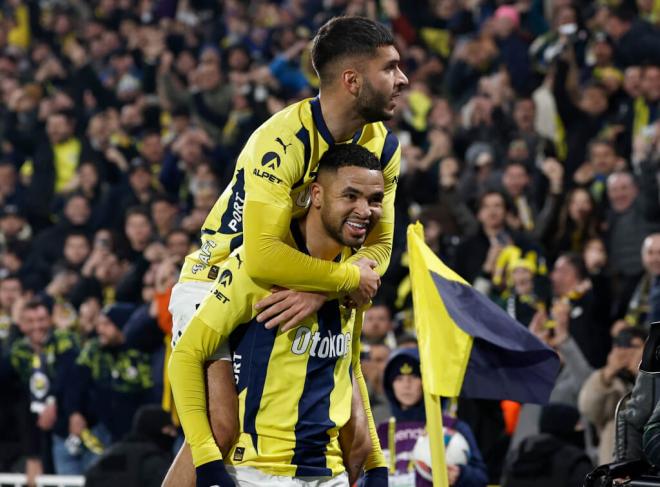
[311,16,394,81]
[317,144,381,176]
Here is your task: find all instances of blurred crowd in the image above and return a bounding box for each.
[0,0,659,485]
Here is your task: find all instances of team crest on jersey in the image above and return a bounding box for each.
[233,447,245,461]
[208,265,219,280]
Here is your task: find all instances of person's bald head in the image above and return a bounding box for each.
[642,233,660,276]
[607,171,638,212]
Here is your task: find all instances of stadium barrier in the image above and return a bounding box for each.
[0,473,84,487]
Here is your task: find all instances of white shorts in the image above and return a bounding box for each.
[226,466,349,487]
[168,281,231,361]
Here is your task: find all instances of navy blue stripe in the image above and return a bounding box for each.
[229,319,278,451]
[291,302,341,477]
[429,272,560,404]
[351,128,363,144]
[290,221,309,255]
[293,126,311,189]
[229,235,243,252]
[379,131,399,169]
[218,168,245,234]
[310,97,334,146]
[201,228,216,235]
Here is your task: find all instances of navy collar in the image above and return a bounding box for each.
[310,97,363,146]
[290,219,342,263]
[290,220,310,256]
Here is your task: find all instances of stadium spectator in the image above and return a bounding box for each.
[620,233,660,329]
[361,342,391,425]
[578,327,646,464]
[548,252,609,368]
[65,303,154,475]
[84,404,176,487]
[502,404,593,487]
[377,348,488,486]
[9,299,79,476]
[362,303,397,348]
[606,171,660,319]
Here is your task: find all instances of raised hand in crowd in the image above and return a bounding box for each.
[541,157,564,194]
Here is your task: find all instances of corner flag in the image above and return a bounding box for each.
[407,222,560,403]
[407,222,560,486]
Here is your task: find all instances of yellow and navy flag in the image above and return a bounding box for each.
[407,223,560,404]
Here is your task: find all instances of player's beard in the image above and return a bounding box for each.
[321,211,372,249]
[356,78,393,123]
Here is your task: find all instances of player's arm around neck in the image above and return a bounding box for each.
[242,141,400,294]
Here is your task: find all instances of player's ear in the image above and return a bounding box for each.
[310,182,323,209]
[341,66,361,97]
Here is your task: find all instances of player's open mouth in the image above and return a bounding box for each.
[346,220,368,237]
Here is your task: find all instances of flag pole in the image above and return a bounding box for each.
[409,222,450,486]
[422,381,449,486]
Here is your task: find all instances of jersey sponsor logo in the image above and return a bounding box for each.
[212,288,230,304]
[261,151,281,170]
[219,269,233,287]
[232,352,242,384]
[226,193,245,232]
[192,240,217,274]
[219,169,246,235]
[253,167,283,184]
[275,137,292,154]
[290,326,351,359]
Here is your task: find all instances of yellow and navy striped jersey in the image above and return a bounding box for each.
[179,96,400,288]
[169,224,362,477]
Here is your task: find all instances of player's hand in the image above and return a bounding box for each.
[353,258,381,304]
[195,459,235,487]
[255,287,327,331]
